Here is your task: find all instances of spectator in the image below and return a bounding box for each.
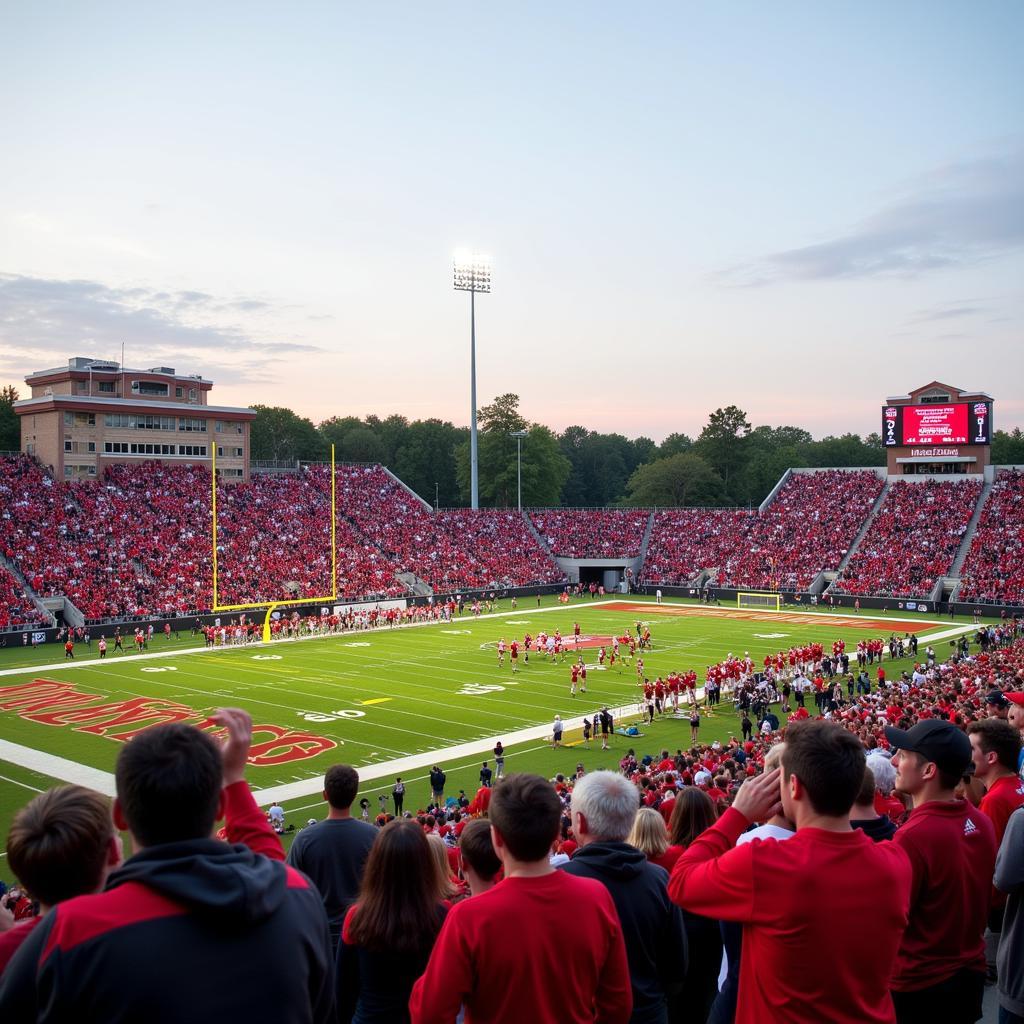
[0,709,334,1022]
[336,819,448,1024]
[457,819,501,896]
[287,764,379,951]
[886,719,996,1023]
[393,777,405,815]
[994,806,1024,1024]
[0,786,119,974]
[849,765,897,841]
[627,807,676,873]
[562,770,687,1024]
[429,765,446,803]
[410,773,632,1024]
[669,721,913,1023]
[967,720,1024,845]
[662,787,725,1024]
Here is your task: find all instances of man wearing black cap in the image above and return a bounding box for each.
[985,691,1011,721]
[886,719,997,1024]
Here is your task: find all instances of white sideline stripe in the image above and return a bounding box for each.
[0,602,980,809]
[0,740,116,796]
[249,698,649,806]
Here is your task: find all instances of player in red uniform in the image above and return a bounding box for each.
[574,622,581,646]
[510,640,519,674]
[598,646,606,666]
[570,663,580,696]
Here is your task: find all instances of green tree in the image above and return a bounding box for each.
[338,427,386,463]
[456,395,569,506]
[991,428,1024,465]
[319,415,365,451]
[694,406,752,498]
[249,406,326,462]
[658,432,693,458]
[393,419,467,507]
[0,385,20,451]
[623,453,726,507]
[804,433,885,468]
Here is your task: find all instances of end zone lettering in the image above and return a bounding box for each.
[0,679,336,766]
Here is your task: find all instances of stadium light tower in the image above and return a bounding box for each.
[510,429,528,511]
[453,250,491,510]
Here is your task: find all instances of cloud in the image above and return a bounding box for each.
[0,273,323,386]
[720,146,1024,285]
[907,301,988,323]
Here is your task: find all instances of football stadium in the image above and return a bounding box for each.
[1,7,1022,1024]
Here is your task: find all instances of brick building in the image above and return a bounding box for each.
[15,356,255,481]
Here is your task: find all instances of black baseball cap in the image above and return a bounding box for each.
[884,720,972,776]
[985,691,1010,709]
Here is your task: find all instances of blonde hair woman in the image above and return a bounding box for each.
[627,806,677,872]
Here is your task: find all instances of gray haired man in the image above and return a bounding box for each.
[561,770,687,1024]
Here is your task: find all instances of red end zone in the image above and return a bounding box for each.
[599,602,937,633]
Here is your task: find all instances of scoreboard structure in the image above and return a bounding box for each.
[882,381,992,476]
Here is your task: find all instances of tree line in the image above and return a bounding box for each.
[3,387,1022,508]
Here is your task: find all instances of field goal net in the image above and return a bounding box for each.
[737,592,781,611]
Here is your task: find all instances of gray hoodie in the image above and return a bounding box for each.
[995,806,1024,1018]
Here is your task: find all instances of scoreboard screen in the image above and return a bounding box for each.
[882,402,992,447]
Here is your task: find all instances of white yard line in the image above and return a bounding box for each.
[0,740,116,796]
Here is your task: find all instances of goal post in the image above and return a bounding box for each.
[737,592,781,612]
[211,443,337,638]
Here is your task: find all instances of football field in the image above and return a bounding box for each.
[0,596,973,851]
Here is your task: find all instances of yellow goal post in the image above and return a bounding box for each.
[737,591,781,612]
[211,443,337,642]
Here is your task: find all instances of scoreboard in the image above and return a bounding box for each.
[883,402,992,447]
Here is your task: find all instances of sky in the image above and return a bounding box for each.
[1,1,1022,442]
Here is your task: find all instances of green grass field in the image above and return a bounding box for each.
[0,595,974,862]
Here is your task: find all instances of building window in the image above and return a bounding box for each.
[189,388,198,402]
[178,444,208,457]
[215,420,223,433]
[87,466,96,476]
[178,417,208,432]
[131,381,169,397]
[76,381,88,394]
[64,412,74,426]
[232,447,243,458]
[98,381,115,393]
[64,441,72,452]
[64,466,72,478]
[87,442,96,453]
[175,386,184,398]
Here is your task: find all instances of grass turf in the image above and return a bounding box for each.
[0,595,972,862]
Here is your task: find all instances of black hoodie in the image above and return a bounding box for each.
[0,838,334,1023]
[561,841,687,1024]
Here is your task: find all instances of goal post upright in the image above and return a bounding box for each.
[211,444,338,641]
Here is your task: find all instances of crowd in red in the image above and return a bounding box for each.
[0,566,45,631]
[958,470,1024,606]
[529,509,651,558]
[716,470,885,591]
[641,508,755,585]
[834,478,983,598]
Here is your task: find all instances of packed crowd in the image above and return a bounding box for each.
[717,470,885,591]
[640,508,755,585]
[959,470,1024,606]
[0,566,45,632]
[835,478,984,598]
[529,509,651,558]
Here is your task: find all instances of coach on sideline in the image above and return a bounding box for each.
[562,770,687,1024]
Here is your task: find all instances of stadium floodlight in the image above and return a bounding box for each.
[510,430,528,511]
[453,250,491,509]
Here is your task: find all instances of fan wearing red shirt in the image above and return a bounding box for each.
[668,721,912,1024]
[967,720,1024,846]
[886,720,997,1023]
[410,773,631,1024]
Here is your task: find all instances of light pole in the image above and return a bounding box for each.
[453,251,491,510]
[510,430,528,511]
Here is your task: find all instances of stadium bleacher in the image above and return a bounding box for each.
[833,477,983,599]
[957,469,1024,606]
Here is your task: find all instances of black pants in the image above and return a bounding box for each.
[892,968,985,1024]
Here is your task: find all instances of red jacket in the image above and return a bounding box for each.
[668,807,912,1024]
[891,799,997,990]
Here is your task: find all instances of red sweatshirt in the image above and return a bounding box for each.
[891,799,996,990]
[409,870,631,1024]
[668,807,912,1024]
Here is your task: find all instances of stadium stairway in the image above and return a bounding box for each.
[635,510,656,577]
[520,509,556,557]
[834,477,891,576]
[949,477,993,579]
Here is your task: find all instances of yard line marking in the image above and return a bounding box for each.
[0,740,116,797]
[0,773,46,794]
[360,698,392,705]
